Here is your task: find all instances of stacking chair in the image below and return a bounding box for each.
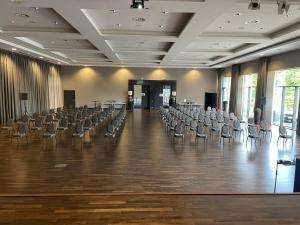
[1,118,14,136]
[12,123,29,145]
[168,119,177,133]
[83,118,93,142]
[232,119,244,142]
[229,112,235,121]
[237,115,247,130]
[223,116,230,125]
[173,123,185,144]
[259,120,272,140]
[198,114,204,123]
[189,120,198,134]
[185,117,192,130]
[30,118,43,138]
[277,126,293,147]
[105,124,116,138]
[42,123,57,149]
[210,119,220,139]
[247,125,261,146]
[72,122,84,149]
[195,123,208,147]
[204,117,212,128]
[57,118,69,141]
[220,124,232,145]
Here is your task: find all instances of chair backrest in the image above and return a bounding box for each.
[60,118,68,128]
[18,123,28,134]
[229,112,235,120]
[170,119,177,128]
[204,117,211,125]
[84,118,92,128]
[248,118,255,125]
[233,119,241,129]
[75,123,83,134]
[46,123,56,134]
[198,114,204,122]
[211,120,219,129]
[223,117,230,124]
[221,124,230,136]
[35,118,43,127]
[174,124,184,134]
[248,125,258,136]
[190,120,198,129]
[196,123,206,134]
[279,126,287,136]
[260,120,268,129]
[21,115,29,123]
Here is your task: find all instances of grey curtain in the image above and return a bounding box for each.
[0,50,63,123]
[254,57,269,118]
[229,64,240,114]
[216,68,224,110]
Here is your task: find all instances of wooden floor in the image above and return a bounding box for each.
[1,110,300,224]
[0,194,299,225]
[0,109,299,194]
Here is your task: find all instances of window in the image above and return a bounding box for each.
[272,68,300,130]
[221,77,231,111]
[241,74,257,119]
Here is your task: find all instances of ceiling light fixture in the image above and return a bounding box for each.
[39,56,44,59]
[245,19,261,24]
[163,11,169,14]
[54,21,59,25]
[236,12,242,16]
[12,48,17,51]
[277,0,290,15]
[110,9,117,13]
[116,23,121,27]
[248,0,261,10]
[131,0,144,9]
[159,25,164,28]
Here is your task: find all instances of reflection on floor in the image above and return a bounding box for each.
[0,109,299,194]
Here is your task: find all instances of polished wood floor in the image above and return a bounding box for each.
[1,110,300,224]
[0,109,299,194]
[0,194,299,225]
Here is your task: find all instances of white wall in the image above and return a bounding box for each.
[61,66,218,107]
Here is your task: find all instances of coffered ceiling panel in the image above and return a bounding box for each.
[107,40,173,52]
[84,9,193,36]
[0,7,77,32]
[1,0,300,68]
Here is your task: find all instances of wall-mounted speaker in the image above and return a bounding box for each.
[20,92,28,101]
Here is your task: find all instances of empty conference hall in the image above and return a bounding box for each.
[1,0,300,224]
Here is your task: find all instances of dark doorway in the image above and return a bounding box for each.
[205,92,217,110]
[64,90,75,108]
[128,80,176,110]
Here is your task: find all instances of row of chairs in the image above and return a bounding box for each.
[161,106,293,148]
[105,108,127,140]
[1,105,115,149]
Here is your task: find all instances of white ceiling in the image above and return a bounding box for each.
[0,0,300,68]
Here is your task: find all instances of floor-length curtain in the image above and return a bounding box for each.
[254,57,269,119]
[0,50,63,123]
[229,64,240,114]
[217,68,224,110]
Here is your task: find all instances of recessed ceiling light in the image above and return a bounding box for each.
[116,23,121,27]
[236,12,242,16]
[34,7,39,10]
[110,9,117,13]
[12,48,17,51]
[245,19,261,24]
[163,11,169,14]
[259,53,264,56]
[39,56,44,59]
[159,25,164,28]
[54,21,59,25]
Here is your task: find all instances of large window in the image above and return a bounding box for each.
[221,77,231,111]
[241,74,257,119]
[272,68,300,130]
